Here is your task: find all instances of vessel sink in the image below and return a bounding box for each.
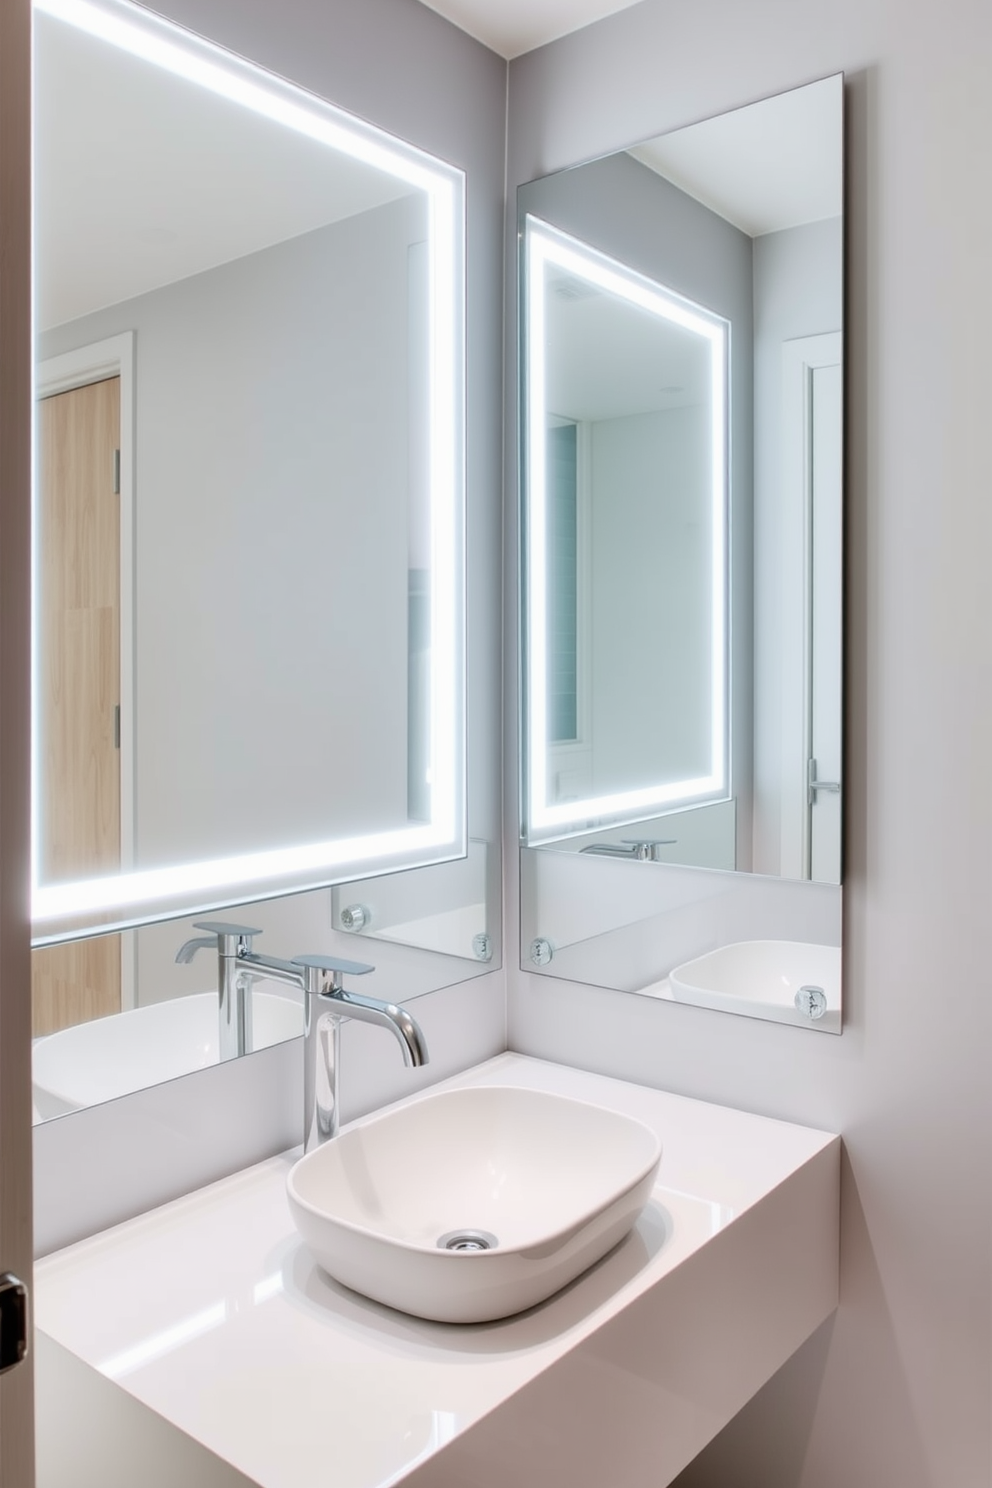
[286,1083,662,1323]
[669,939,841,1030]
[33,990,303,1119]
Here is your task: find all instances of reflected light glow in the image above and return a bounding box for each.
[523,216,728,842]
[31,0,466,929]
[101,1301,227,1380]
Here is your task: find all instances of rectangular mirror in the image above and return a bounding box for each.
[518,76,844,1030]
[32,0,466,944]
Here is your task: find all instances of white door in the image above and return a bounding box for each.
[0,0,38,1476]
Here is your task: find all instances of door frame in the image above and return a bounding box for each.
[36,334,137,1006]
[778,330,843,881]
[0,0,37,1472]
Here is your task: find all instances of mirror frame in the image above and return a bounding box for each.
[31,0,467,943]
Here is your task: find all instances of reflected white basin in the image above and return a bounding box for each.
[33,990,303,1119]
[286,1084,662,1323]
[669,939,841,1030]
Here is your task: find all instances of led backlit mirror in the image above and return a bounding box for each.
[522,218,729,843]
[32,0,466,951]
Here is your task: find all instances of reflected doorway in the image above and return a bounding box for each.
[33,375,123,1033]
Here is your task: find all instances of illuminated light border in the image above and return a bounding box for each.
[522,216,728,842]
[32,0,465,929]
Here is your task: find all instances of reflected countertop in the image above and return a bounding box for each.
[35,1053,839,1488]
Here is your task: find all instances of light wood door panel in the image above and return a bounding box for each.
[33,377,121,1034]
[31,939,123,1038]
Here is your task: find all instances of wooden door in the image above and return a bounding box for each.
[32,378,122,1034]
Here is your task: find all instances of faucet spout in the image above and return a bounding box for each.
[174,933,217,964]
[579,836,677,862]
[292,954,429,1151]
[324,987,429,1067]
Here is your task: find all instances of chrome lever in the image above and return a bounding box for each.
[807,758,841,806]
[580,838,676,861]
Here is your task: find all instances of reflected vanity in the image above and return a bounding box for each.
[30,0,496,1121]
[518,75,844,1030]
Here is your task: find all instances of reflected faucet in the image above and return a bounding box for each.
[174,921,428,1150]
[175,919,262,1061]
[579,838,676,862]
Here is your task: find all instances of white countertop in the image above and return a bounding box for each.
[35,1054,838,1488]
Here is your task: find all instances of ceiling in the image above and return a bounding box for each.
[416,0,644,59]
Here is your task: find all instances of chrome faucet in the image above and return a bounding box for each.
[579,837,676,861]
[291,953,428,1151]
[175,921,428,1150]
[175,919,263,1061]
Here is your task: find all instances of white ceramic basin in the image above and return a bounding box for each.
[286,1083,662,1323]
[33,990,303,1119]
[669,939,841,1030]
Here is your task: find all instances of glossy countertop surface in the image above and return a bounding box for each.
[35,1054,836,1488]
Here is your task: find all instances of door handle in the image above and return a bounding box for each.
[807,758,841,807]
[0,1273,28,1373]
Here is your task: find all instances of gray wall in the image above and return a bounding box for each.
[589,406,714,793]
[507,5,990,1488]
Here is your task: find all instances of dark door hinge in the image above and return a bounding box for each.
[0,1274,28,1373]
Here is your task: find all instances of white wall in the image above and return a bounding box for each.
[506,3,991,1486]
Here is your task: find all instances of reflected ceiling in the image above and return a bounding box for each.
[416,0,643,59]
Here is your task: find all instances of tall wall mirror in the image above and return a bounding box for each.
[30,0,495,1121]
[518,75,844,1031]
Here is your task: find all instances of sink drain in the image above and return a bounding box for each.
[437,1229,498,1252]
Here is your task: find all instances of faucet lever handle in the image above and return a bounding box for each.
[177,919,264,965]
[193,920,264,939]
[292,954,374,984]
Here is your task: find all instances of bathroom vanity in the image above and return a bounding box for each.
[34,1055,838,1488]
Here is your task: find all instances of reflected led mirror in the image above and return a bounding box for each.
[522,218,729,842]
[519,75,843,887]
[32,0,467,948]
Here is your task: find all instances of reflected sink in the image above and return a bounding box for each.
[286,1084,662,1323]
[669,939,841,1030]
[33,990,303,1119]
